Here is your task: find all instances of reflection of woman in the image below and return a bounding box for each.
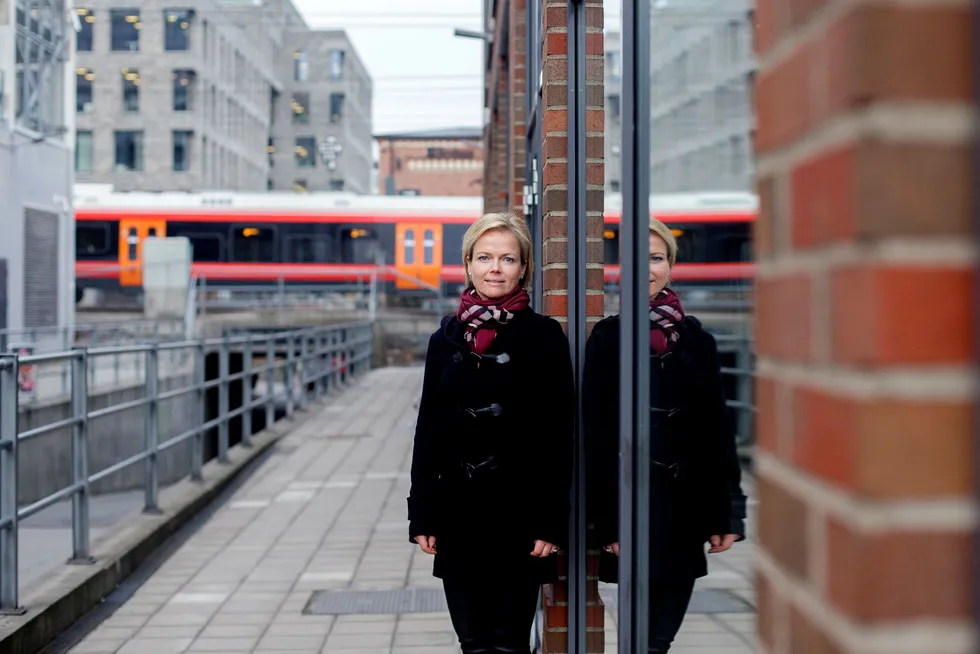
[583,219,747,653]
[408,211,573,654]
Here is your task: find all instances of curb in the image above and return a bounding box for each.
[0,403,324,654]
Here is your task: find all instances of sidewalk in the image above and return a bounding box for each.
[65,366,756,654]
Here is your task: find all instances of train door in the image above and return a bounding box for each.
[395,223,443,290]
[118,218,167,286]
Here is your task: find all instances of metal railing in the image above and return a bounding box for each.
[0,321,374,613]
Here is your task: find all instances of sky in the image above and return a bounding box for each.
[292,0,623,135]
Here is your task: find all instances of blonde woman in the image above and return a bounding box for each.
[407,211,573,654]
[583,218,747,653]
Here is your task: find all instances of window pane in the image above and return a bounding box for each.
[329,93,344,123]
[293,180,308,193]
[232,227,276,262]
[423,229,433,265]
[293,50,308,82]
[121,68,140,111]
[76,224,108,256]
[75,131,93,172]
[173,130,192,171]
[188,235,222,261]
[76,68,94,113]
[114,130,143,171]
[164,9,192,51]
[287,235,330,263]
[328,50,344,80]
[404,229,415,265]
[173,69,194,110]
[295,137,315,167]
[328,179,344,191]
[291,92,309,124]
[76,8,94,51]
[110,9,140,52]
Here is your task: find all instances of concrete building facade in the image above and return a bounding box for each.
[0,0,76,342]
[376,127,484,197]
[72,0,373,193]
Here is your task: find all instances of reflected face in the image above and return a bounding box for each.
[467,228,526,300]
[649,232,671,298]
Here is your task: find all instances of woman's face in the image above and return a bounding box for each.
[649,232,672,298]
[467,228,526,301]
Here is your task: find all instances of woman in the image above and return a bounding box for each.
[583,219,747,653]
[407,211,573,654]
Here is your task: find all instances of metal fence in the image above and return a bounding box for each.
[0,321,374,613]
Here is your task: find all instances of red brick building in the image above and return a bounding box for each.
[375,127,485,196]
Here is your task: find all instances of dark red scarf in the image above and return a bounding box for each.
[649,288,685,355]
[456,286,530,354]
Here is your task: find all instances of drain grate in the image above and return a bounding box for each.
[303,588,447,615]
[599,588,753,614]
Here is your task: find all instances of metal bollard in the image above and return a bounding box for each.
[143,344,161,513]
[191,340,205,482]
[241,336,253,447]
[0,355,24,614]
[218,339,230,463]
[70,348,95,564]
[265,337,275,430]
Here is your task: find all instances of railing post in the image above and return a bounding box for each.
[0,355,24,614]
[218,339,230,463]
[265,337,276,429]
[241,336,253,447]
[331,331,341,389]
[294,333,305,411]
[70,348,94,564]
[736,334,753,446]
[191,340,205,482]
[315,331,325,399]
[285,335,296,418]
[143,343,161,513]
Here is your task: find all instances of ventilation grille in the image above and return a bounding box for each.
[24,207,59,328]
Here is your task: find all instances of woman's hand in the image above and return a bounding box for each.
[603,543,620,556]
[530,540,560,557]
[414,535,437,555]
[708,534,738,554]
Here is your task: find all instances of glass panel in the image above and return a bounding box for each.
[294,137,315,167]
[110,9,140,52]
[328,50,344,80]
[329,93,344,123]
[164,9,192,51]
[232,227,276,262]
[76,68,94,113]
[76,224,108,256]
[293,50,308,82]
[291,92,309,123]
[404,229,415,265]
[423,229,434,265]
[173,69,194,111]
[75,131,93,172]
[188,235,223,261]
[173,130,192,171]
[121,68,140,112]
[114,131,143,171]
[287,235,331,263]
[76,9,94,51]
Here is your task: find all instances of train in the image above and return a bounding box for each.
[73,184,756,299]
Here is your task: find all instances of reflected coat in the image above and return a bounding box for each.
[407,308,574,582]
[583,314,747,582]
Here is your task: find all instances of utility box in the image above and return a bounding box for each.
[143,237,192,320]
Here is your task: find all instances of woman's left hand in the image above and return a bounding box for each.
[530,540,560,557]
[708,534,738,554]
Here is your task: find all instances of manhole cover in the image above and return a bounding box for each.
[303,589,447,615]
[598,588,753,614]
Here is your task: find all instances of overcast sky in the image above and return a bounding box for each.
[292,0,622,135]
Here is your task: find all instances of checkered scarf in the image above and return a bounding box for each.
[649,288,685,355]
[456,286,530,354]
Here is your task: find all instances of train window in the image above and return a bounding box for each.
[672,225,701,263]
[147,227,157,237]
[603,227,619,265]
[423,229,434,265]
[709,223,752,262]
[188,234,223,261]
[340,227,379,264]
[404,229,415,265]
[287,234,331,263]
[232,226,276,262]
[76,224,110,256]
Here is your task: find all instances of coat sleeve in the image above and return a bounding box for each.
[530,317,575,547]
[407,331,445,543]
[582,321,621,547]
[701,331,747,540]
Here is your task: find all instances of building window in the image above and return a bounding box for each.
[114,130,143,171]
[329,179,345,191]
[164,9,193,51]
[329,93,344,123]
[75,131,93,172]
[110,9,140,51]
[293,49,308,82]
[121,68,140,111]
[76,9,94,51]
[293,180,308,193]
[295,137,315,167]
[172,69,194,110]
[329,50,344,80]
[609,94,621,122]
[291,92,309,124]
[76,68,94,113]
[173,130,192,171]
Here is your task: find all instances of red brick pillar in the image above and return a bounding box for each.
[753,1,976,652]
[538,1,606,653]
[508,0,527,215]
[484,0,511,213]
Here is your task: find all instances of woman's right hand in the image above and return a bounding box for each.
[603,543,620,556]
[414,535,437,555]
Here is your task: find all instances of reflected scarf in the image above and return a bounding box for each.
[649,288,685,355]
[456,286,530,355]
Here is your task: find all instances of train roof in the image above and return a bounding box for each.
[73,184,757,215]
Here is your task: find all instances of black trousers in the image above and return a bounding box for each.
[443,577,540,654]
[647,577,696,653]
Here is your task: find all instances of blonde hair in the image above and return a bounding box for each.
[650,218,678,268]
[461,211,533,290]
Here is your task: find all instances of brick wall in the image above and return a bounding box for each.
[483,0,512,213]
[376,139,484,196]
[753,1,976,652]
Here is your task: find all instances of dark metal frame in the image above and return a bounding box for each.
[525,0,543,313]
[619,0,652,651]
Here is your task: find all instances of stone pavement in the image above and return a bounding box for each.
[64,366,756,654]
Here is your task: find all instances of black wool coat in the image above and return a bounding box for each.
[583,314,747,583]
[407,307,574,582]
